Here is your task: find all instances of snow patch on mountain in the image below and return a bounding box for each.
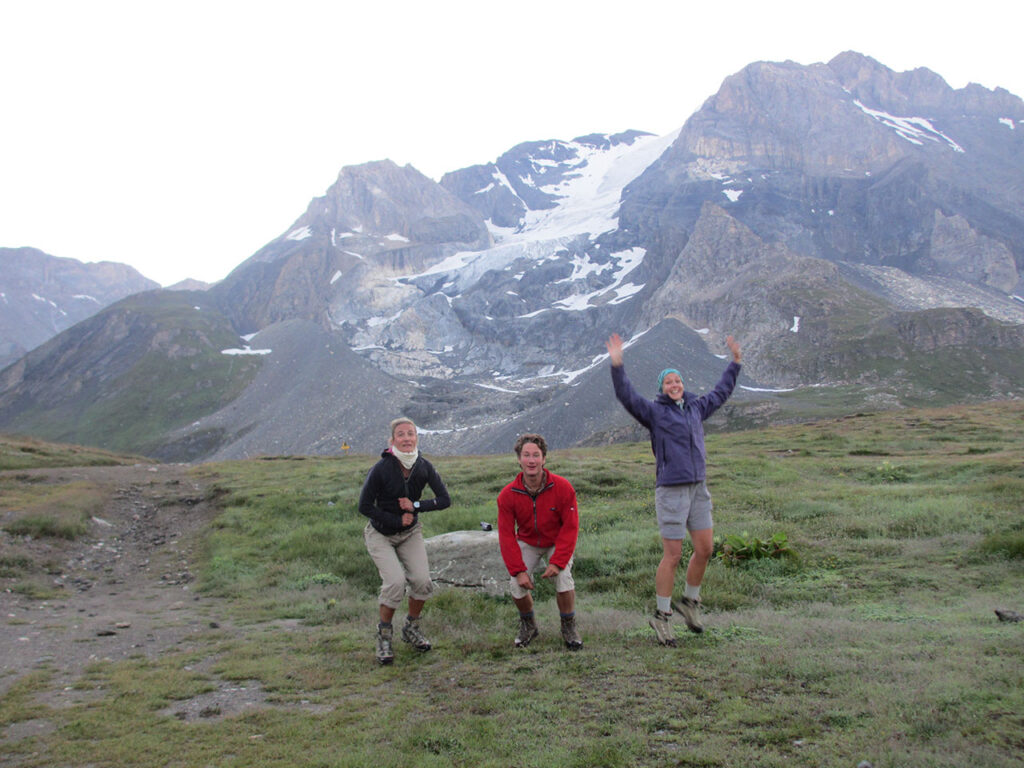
[513,131,678,243]
[285,226,312,241]
[551,248,646,311]
[222,346,272,356]
[853,100,965,153]
[394,132,676,300]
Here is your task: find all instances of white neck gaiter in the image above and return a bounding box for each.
[391,446,419,470]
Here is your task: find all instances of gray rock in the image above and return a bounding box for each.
[425,530,506,597]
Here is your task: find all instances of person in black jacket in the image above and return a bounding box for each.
[358,417,450,664]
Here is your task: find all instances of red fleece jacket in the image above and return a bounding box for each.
[497,470,579,576]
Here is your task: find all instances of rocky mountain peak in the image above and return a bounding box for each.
[297,159,490,248]
[827,51,951,114]
[827,50,1024,118]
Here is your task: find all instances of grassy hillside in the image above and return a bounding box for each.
[0,433,147,471]
[0,291,262,458]
[2,402,1023,767]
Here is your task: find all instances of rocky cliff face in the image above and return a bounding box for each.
[923,211,1018,291]
[0,247,158,370]
[622,52,1024,292]
[211,160,491,334]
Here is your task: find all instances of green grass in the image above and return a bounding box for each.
[2,401,1023,767]
[0,478,108,540]
[0,433,145,470]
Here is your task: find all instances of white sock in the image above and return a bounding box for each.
[656,595,672,614]
[684,583,701,601]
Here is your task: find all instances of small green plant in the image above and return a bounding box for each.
[872,460,909,482]
[292,572,345,589]
[3,513,89,540]
[714,530,795,566]
[978,531,1024,559]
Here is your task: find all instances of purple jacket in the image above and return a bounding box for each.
[611,361,740,486]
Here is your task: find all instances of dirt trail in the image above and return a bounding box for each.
[1,464,223,700]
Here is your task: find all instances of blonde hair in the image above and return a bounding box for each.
[389,417,416,438]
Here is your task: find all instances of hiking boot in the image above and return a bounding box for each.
[560,614,583,651]
[401,616,432,652]
[672,597,704,634]
[514,614,539,648]
[376,623,394,665]
[649,610,677,647]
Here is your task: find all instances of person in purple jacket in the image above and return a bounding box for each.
[606,333,742,646]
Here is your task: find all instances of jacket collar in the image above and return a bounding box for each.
[656,391,694,407]
[514,469,551,495]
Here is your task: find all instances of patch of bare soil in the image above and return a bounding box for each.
[0,463,269,736]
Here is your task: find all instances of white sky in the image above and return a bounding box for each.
[2,0,1022,287]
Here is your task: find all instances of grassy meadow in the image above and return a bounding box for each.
[2,401,1023,767]
[0,433,145,471]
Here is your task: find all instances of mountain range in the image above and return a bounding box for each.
[1,51,1022,460]
[0,248,158,370]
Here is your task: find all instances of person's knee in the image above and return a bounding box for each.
[555,572,575,594]
[380,579,406,607]
[661,549,683,568]
[408,575,434,601]
[509,576,527,600]
[691,540,713,562]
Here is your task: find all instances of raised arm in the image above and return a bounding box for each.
[607,333,654,429]
[726,335,742,363]
[605,333,624,367]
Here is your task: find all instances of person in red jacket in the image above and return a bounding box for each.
[497,433,582,650]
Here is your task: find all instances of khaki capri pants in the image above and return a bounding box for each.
[363,521,434,608]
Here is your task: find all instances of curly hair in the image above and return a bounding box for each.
[514,433,547,457]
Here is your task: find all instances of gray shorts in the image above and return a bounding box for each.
[655,482,713,540]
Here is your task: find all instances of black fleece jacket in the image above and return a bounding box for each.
[357,449,451,535]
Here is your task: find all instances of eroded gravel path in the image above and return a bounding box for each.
[1,464,224,704]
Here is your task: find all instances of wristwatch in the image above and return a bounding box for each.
[413,501,421,510]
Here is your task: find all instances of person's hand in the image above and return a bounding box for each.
[401,512,415,527]
[605,333,624,367]
[515,571,535,591]
[726,335,742,363]
[541,563,561,580]
[398,497,414,512]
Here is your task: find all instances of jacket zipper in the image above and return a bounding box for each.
[512,479,553,538]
